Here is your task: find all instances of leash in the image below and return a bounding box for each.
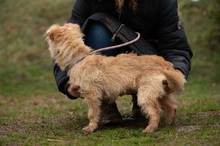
[65,32,140,71]
[88,32,140,55]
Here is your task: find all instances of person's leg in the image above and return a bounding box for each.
[131,94,144,119]
[84,22,123,124]
[84,22,120,56]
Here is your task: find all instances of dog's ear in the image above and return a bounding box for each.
[46,24,60,40]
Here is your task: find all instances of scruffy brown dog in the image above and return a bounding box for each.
[46,23,186,133]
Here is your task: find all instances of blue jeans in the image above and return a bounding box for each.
[84,22,131,56]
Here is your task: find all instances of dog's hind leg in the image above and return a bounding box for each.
[159,94,177,125]
[137,86,161,133]
[83,95,102,133]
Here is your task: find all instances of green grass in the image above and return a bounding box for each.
[0,0,220,145]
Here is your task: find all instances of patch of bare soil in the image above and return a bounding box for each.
[177,125,201,132]
[177,110,220,132]
[0,121,26,135]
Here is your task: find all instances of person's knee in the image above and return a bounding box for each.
[84,22,119,56]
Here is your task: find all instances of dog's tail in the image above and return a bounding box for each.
[163,70,187,92]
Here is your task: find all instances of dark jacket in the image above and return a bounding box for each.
[54,0,193,99]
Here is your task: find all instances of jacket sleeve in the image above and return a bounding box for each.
[53,0,92,99]
[157,0,193,78]
[53,64,77,99]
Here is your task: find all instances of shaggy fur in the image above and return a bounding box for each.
[46,23,186,133]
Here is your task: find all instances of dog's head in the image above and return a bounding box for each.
[46,23,82,42]
[46,23,83,58]
[45,23,88,70]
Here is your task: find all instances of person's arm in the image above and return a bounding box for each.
[53,0,92,99]
[156,0,193,78]
[67,0,92,26]
[53,63,78,99]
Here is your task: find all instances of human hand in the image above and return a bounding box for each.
[67,84,81,98]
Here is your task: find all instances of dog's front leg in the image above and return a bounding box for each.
[83,96,102,133]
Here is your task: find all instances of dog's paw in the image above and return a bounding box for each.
[166,120,176,126]
[166,116,175,125]
[142,126,157,134]
[82,125,96,133]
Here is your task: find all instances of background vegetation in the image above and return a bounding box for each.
[0,0,219,145]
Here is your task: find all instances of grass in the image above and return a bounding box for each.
[0,0,220,145]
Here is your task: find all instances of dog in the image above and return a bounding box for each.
[46,23,186,133]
